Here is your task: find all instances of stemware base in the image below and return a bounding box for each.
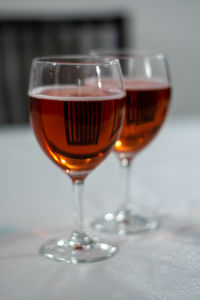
[39,232,117,264]
[91,210,159,235]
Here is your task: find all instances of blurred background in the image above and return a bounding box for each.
[0,0,199,124]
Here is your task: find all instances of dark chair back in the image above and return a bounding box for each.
[0,15,129,124]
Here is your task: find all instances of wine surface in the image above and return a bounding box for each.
[29,86,125,179]
[114,79,171,159]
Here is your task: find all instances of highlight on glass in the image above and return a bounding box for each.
[28,55,126,263]
[90,49,171,234]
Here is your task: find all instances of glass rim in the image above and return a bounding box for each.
[90,48,166,60]
[32,55,120,66]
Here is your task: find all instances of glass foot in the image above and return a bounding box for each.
[91,210,159,235]
[39,231,117,263]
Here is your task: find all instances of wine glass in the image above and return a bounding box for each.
[90,49,171,234]
[28,55,125,263]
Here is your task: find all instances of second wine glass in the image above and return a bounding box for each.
[90,50,171,234]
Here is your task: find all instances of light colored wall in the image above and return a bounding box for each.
[0,0,199,118]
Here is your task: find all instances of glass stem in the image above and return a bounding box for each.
[68,179,93,249]
[73,179,84,232]
[120,159,132,212]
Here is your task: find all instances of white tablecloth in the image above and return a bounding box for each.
[0,117,200,300]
